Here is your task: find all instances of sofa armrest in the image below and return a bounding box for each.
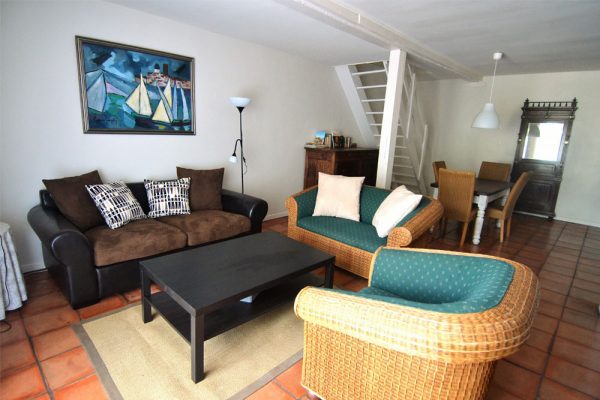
[27,205,99,307]
[285,186,318,226]
[221,190,268,233]
[295,266,538,364]
[387,197,443,247]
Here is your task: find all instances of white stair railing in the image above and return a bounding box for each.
[335,52,430,193]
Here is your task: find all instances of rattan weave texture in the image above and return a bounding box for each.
[295,248,540,400]
[285,186,443,278]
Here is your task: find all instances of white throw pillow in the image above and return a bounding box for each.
[313,173,365,221]
[372,185,423,238]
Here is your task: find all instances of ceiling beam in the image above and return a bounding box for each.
[280,0,482,81]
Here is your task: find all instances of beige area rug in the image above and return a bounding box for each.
[75,303,304,400]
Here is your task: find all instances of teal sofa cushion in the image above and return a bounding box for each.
[359,186,390,223]
[347,249,514,313]
[297,216,386,253]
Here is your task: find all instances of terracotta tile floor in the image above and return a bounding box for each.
[0,214,598,399]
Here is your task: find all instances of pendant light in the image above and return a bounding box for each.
[472,52,503,129]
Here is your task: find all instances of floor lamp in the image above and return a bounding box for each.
[228,97,251,194]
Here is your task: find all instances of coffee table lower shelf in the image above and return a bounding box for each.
[143,273,326,382]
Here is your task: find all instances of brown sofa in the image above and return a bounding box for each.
[286,185,443,278]
[28,182,268,308]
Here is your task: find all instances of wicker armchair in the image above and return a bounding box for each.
[295,247,540,400]
[478,161,511,182]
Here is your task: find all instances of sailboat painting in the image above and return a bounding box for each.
[76,36,195,134]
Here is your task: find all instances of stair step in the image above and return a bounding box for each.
[393,172,416,178]
[356,84,386,90]
[366,112,383,115]
[394,155,409,159]
[361,99,385,103]
[352,69,386,76]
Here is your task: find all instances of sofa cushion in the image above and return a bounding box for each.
[313,173,365,221]
[359,186,390,224]
[86,182,147,229]
[43,170,104,231]
[85,219,187,266]
[176,167,224,211]
[144,178,191,218]
[297,216,386,253]
[159,210,251,246]
[372,185,423,238]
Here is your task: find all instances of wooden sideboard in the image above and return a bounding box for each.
[303,147,379,188]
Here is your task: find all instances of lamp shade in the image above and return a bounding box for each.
[472,102,499,129]
[229,97,251,108]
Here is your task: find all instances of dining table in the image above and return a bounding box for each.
[431,179,512,245]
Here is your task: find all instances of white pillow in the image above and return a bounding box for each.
[313,173,365,221]
[372,185,423,238]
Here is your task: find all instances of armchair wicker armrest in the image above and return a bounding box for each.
[295,255,538,364]
[387,196,443,247]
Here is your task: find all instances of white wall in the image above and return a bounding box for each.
[0,1,360,272]
[418,70,600,227]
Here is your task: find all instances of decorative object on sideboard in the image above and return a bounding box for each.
[472,52,503,129]
[76,36,195,135]
[228,97,251,194]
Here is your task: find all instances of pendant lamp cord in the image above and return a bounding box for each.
[489,58,499,103]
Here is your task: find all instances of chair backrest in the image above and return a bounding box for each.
[502,172,531,217]
[478,162,511,182]
[438,168,475,222]
[432,161,447,183]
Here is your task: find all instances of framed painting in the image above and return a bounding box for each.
[76,36,195,135]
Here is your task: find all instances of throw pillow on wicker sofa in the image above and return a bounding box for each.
[286,185,443,278]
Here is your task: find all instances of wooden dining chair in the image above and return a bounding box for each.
[478,162,511,182]
[438,168,476,246]
[432,161,447,183]
[486,172,532,243]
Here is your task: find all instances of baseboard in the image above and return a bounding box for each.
[265,211,288,221]
[554,216,600,228]
[21,263,46,274]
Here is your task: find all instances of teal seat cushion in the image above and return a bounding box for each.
[345,250,514,313]
[297,216,386,253]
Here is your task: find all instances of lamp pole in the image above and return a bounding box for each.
[229,97,251,195]
[237,106,245,195]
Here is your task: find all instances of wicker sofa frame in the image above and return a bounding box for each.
[285,185,444,278]
[295,248,540,400]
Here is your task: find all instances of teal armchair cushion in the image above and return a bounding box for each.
[297,216,386,253]
[351,249,515,313]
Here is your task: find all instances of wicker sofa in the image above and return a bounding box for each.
[285,185,443,278]
[295,247,540,400]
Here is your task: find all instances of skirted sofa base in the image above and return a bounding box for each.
[286,185,443,278]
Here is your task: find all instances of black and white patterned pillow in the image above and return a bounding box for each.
[86,182,146,229]
[144,178,191,218]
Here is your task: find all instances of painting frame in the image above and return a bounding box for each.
[76,36,195,135]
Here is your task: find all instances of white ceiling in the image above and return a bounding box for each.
[109,0,600,78]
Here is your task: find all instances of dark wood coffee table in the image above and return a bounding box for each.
[139,232,334,383]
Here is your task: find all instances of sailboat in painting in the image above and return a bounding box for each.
[125,74,153,125]
[141,77,191,127]
[170,81,191,126]
[152,79,174,125]
[85,70,107,112]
